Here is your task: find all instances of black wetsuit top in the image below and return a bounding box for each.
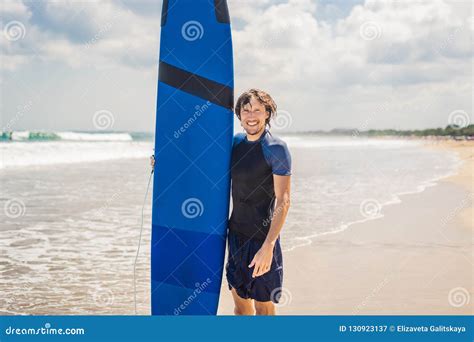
[229,129,292,241]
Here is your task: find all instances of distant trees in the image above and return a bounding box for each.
[297,125,474,138]
[366,125,474,137]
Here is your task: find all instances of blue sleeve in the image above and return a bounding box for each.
[233,133,245,147]
[262,139,292,176]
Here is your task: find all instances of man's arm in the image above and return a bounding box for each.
[249,174,291,278]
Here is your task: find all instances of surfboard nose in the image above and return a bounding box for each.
[214,0,230,23]
[161,0,230,27]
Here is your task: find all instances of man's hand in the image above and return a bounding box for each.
[150,155,155,170]
[249,242,274,278]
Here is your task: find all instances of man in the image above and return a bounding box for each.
[226,89,291,315]
[151,89,291,315]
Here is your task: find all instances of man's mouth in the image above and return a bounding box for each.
[246,120,259,127]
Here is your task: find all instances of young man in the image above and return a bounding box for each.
[226,89,291,315]
[151,89,291,315]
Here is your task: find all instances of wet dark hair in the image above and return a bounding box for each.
[234,89,277,128]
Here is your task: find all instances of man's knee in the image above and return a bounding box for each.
[234,305,255,315]
[255,301,275,315]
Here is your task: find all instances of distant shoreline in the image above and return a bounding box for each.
[281,123,474,139]
[2,127,473,142]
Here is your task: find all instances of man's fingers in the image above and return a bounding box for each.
[252,262,262,278]
[249,251,273,277]
[253,264,261,278]
[255,263,270,277]
[264,265,270,273]
[258,264,270,277]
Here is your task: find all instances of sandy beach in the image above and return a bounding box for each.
[218,139,473,315]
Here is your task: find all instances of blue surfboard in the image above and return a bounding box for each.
[151,0,234,315]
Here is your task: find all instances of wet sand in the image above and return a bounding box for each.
[218,139,473,315]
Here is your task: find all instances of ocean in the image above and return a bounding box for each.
[0,131,462,314]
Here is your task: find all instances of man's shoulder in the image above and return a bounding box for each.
[233,133,246,147]
[262,131,290,151]
[262,131,292,175]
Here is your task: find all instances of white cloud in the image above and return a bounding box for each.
[1,0,160,71]
[231,0,472,131]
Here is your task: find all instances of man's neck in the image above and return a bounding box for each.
[246,127,266,142]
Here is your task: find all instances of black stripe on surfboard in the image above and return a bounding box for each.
[158,61,233,110]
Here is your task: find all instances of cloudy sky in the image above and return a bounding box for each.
[1,0,472,132]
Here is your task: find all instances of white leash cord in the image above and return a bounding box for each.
[133,169,153,315]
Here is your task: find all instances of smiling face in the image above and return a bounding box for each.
[239,96,270,137]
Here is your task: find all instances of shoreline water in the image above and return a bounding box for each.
[283,168,465,252]
[282,138,465,252]
[421,139,473,230]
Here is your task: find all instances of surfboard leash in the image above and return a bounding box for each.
[133,168,153,315]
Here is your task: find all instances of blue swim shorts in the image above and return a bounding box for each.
[225,230,283,303]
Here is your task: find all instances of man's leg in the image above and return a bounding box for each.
[254,300,276,315]
[231,288,255,315]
